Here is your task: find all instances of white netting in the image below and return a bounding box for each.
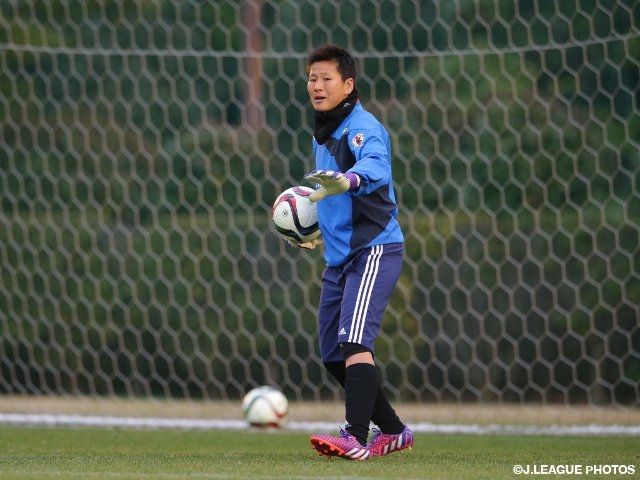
[1,0,639,406]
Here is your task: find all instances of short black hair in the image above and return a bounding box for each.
[306,44,357,84]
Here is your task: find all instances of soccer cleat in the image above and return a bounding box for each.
[310,428,370,460]
[368,425,414,457]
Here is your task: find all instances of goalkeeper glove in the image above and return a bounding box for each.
[303,169,360,202]
[283,237,323,250]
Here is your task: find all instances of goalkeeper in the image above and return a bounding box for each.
[290,44,413,460]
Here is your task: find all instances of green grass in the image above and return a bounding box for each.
[0,427,638,479]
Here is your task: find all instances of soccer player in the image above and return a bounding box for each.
[289,44,414,460]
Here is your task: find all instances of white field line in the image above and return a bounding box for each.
[0,412,638,436]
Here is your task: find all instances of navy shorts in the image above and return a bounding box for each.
[317,243,404,363]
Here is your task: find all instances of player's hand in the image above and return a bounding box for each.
[303,170,359,202]
[283,237,323,249]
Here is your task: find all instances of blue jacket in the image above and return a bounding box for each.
[312,102,404,267]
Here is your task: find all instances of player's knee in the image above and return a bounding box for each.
[339,342,371,360]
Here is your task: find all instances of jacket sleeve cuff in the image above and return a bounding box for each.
[344,172,360,191]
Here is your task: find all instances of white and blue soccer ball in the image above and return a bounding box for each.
[241,386,289,428]
[272,186,321,243]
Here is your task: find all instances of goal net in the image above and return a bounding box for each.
[1,0,639,406]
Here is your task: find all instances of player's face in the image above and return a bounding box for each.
[307,60,354,112]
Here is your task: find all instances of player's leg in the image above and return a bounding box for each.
[322,358,412,457]
[340,243,413,456]
[311,244,411,459]
[323,360,404,435]
[310,266,369,459]
[316,266,343,365]
[338,244,402,443]
[341,343,378,447]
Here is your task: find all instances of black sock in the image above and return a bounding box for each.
[370,386,405,435]
[326,361,405,435]
[323,361,346,387]
[344,363,378,446]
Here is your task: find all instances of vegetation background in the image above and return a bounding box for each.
[1,0,639,405]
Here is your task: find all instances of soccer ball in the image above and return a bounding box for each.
[241,386,289,428]
[272,186,321,243]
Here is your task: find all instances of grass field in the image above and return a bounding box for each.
[1,398,638,479]
[1,426,638,480]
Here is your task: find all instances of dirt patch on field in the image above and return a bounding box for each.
[0,395,638,426]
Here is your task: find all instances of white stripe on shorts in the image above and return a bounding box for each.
[348,245,384,344]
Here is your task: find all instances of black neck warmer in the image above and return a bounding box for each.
[313,89,359,145]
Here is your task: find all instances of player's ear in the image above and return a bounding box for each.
[345,78,354,94]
